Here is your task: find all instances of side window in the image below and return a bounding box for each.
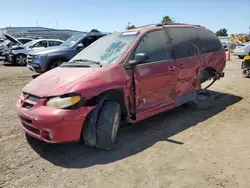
[48,41,63,47]
[196,28,222,53]
[167,27,200,59]
[82,36,97,47]
[33,41,48,48]
[133,29,172,62]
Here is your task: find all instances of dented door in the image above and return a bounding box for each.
[131,29,177,113]
[134,60,177,112]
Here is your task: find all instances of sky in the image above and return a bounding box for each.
[0,0,249,34]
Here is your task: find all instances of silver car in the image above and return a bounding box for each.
[234,42,250,59]
[6,39,63,65]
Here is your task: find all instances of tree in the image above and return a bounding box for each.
[161,16,174,24]
[127,25,136,30]
[216,28,228,36]
[90,29,100,32]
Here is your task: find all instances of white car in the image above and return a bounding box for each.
[6,38,64,65]
[234,42,250,59]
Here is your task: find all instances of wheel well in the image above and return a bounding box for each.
[96,89,128,119]
[199,67,216,83]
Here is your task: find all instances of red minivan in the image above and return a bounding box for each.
[16,23,226,150]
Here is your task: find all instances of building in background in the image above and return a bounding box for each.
[0,27,87,40]
[218,36,230,43]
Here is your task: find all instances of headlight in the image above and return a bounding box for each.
[46,95,81,109]
[34,55,47,60]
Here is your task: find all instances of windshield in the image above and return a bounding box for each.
[69,31,139,66]
[60,35,84,47]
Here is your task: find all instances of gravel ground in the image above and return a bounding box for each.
[1,55,250,188]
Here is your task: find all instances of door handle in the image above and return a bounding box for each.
[180,64,184,68]
[169,66,176,71]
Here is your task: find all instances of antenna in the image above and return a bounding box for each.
[36,20,38,27]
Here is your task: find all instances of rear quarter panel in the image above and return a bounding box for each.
[201,49,226,72]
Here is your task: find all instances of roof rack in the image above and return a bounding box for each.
[135,23,205,29]
[135,23,159,29]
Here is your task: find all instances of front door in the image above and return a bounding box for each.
[131,29,177,113]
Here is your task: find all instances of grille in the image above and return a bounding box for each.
[22,122,40,135]
[27,55,34,64]
[21,92,40,109]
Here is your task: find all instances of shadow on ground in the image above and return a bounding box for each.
[32,74,40,79]
[27,90,242,169]
[2,62,20,67]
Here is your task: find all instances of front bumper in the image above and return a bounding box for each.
[27,63,43,73]
[16,96,95,143]
[7,54,13,63]
[26,55,47,73]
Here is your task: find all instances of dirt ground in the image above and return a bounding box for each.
[0,55,250,188]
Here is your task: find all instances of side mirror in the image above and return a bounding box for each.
[29,45,33,49]
[77,43,84,49]
[128,53,148,67]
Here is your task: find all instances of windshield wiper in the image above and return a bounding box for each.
[61,63,91,68]
[70,59,102,67]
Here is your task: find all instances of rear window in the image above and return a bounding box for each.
[196,28,222,53]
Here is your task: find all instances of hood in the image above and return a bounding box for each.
[23,67,105,97]
[28,46,70,55]
[4,34,22,45]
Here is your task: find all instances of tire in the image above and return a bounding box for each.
[242,69,250,78]
[15,54,27,66]
[238,55,244,59]
[48,59,65,70]
[96,101,121,150]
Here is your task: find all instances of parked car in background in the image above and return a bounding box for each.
[5,39,63,65]
[234,42,250,58]
[0,34,33,57]
[0,38,5,44]
[221,42,229,51]
[26,32,108,73]
[17,23,226,150]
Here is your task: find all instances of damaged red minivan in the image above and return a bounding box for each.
[16,23,226,150]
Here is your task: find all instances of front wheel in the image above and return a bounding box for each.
[96,101,121,150]
[48,59,65,70]
[242,69,250,78]
[15,54,27,66]
[238,55,244,59]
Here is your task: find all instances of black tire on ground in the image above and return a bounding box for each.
[242,69,250,78]
[48,59,65,70]
[238,55,244,59]
[96,101,121,150]
[15,54,27,66]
